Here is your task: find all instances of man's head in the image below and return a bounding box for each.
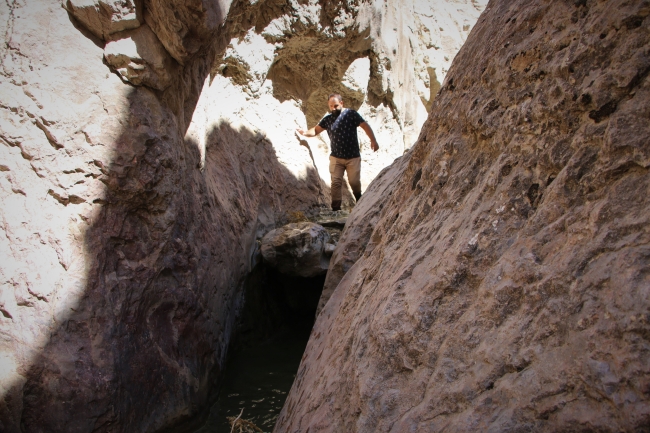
[328,94,344,114]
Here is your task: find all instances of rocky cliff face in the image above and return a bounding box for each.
[276,0,650,431]
[0,0,483,431]
[203,0,485,207]
[0,0,290,431]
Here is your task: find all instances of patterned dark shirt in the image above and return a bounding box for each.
[318,108,365,159]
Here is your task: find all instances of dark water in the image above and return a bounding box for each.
[190,265,322,433]
[193,326,311,433]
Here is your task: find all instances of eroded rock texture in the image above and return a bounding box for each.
[208,0,485,208]
[65,0,143,40]
[277,0,650,431]
[0,0,484,432]
[261,222,332,278]
[0,0,319,431]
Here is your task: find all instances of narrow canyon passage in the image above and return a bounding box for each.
[2,0,648,432]
[4,0,464,427]
[193,265,325,432]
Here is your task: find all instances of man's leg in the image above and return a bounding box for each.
[346,157,362,202]
[329,156,346,211]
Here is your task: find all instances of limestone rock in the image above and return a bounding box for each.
[276,0,650,431]
[409,0,485,113]
[261,222,331,278]
[0,0,324,431]
[104,24,176,90]
[64,0,142,40]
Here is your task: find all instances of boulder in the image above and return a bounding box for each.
[261,222,331,278]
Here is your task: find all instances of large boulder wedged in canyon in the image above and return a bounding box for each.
[261,222,332,278]
[276,0,650,431]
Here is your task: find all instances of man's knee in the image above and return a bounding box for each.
[349,179,361,196]
[330,177,343,189]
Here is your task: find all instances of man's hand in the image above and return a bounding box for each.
[296,125,324,138]
[360,122,379,152]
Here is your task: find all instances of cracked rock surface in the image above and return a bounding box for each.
[0,0,485,432]
[261,222,331,278]
[276,0,650,431]
[0,0,319,431]
[64,0,143,40]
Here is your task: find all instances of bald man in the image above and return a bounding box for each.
[297,93,379,211]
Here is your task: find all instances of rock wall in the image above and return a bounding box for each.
[206,0,485,207]
[276,0,650,431]
[0,0,485,432]
[0,0,317,431]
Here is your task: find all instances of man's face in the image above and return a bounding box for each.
[328,97,344,114]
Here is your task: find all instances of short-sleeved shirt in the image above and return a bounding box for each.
[318,108,365,159]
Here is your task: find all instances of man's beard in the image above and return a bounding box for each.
[330,108,342,117]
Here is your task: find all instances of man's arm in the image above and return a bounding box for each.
[359,122,379,152]
[296,125,325,137]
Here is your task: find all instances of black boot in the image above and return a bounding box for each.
[331,200,342,211]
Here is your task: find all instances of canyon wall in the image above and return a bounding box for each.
[277,0,650,431]
[0,0,484,432]
[0,0,292,431]
[205,0,485,207]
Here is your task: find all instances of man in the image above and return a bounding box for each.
[297,93,379,211]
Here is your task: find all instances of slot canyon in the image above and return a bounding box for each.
[0,0,648,432]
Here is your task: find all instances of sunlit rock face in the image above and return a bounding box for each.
[0,0,483,431]
[206,0,485,208]
[64,0,144,39]
[0,0,283,431]
[277,0,650,431]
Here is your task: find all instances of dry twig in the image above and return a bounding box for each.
[227,408,263,433]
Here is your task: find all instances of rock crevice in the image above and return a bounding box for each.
[0,0,486,431]
[276,0,650,431]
